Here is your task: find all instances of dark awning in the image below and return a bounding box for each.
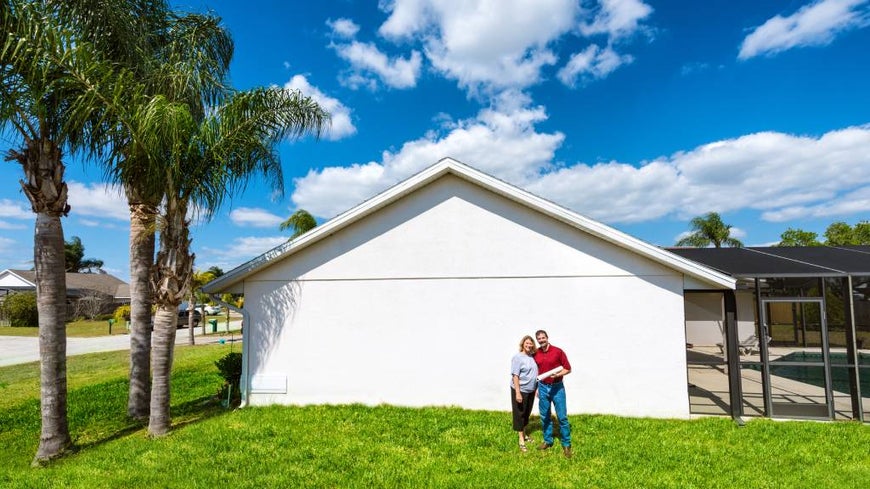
[666,246,870,278]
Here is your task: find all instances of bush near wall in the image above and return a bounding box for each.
[0,292,38,327]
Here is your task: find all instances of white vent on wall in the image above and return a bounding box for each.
[250,375,287,393]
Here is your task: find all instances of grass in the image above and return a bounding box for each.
[0,319,126,337]
[1,346,868,488]
[0,315,238,337]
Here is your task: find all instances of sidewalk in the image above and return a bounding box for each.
[0,319,242,367]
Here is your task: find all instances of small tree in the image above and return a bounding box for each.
[675,212,743,248]
[824,220,870,245]
[778,228,821,247]
[0,292,39,327]
[279,209,317,239]
[65,236,105,273]
[72,292,111,320]
[214,351,242,406]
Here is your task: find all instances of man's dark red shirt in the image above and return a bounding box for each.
[534,345,571,385]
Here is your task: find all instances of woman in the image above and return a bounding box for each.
[511,335,538,452]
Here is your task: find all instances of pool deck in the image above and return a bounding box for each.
[687,346,870,421]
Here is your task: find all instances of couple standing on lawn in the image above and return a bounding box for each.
[511,330,573,458]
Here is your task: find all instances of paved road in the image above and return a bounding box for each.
[0,320,242,367]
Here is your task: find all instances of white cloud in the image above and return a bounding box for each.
[293,123,870,226]
[738,0,870,59]
[228,207,284,228]
[332,40,422,89]
[531,125,870,223]
[0,237,15,250]
[327,18,360,38]
[292,93,564,217]
[0,220,26,230]
[202,235,288,261]
[284,75,356,140]
[378,0,577,93]
[557,44,634,86]
[67,181,128,220]
[579,0,654,39]
[0,199,31,219]
[761,186,870,221]
[329,1,653,95]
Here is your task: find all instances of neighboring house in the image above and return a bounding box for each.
[204,158,735,418]
[0,269,130,318]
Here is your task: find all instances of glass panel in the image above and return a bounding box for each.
[739,365,765,417]
[766,302,823,354]
[831,367,858,420]
[855,275,870,351]
[824,277,849,349]
[768,364,829,418]
[687,354,730,416]
[760,277,822,298]
[861,365,870,421]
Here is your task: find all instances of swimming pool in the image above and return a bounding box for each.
[767,352,869,395]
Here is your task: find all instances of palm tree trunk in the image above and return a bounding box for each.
[15,138,72,463]
[33,212,71,462]
[148,196,192,436]
[148,306,177,436]
[127,194,157,419]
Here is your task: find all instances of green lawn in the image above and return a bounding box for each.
[1,346,868,488]
[0,315,237,337]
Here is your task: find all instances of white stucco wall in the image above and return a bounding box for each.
[240,175,693,418]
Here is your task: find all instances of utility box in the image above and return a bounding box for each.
[208,319,218,333]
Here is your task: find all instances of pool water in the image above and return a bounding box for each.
[767,352,869,394]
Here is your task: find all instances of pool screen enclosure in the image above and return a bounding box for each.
[673,246,869,422]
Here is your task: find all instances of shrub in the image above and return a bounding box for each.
[0,292,38,327]
[215,351,242,405]
[112,305,131,323]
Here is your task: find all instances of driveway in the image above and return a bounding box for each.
[0,320,242,367]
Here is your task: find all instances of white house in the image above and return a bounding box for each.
[204,158,735,418]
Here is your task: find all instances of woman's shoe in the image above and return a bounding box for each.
[519,443,528,453]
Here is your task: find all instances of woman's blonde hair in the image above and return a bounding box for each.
[518,335,537,354]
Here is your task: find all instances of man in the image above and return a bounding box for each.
[533,329,572,458]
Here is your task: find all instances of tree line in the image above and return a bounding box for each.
[1,0,329,463]
[675,212,870,248]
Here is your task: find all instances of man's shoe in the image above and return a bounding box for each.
[538,443,552,451]
[563,446,573,459]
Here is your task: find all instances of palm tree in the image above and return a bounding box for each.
[64,236,105,273]
[55,0,234,419]
[188,268,217,343]
[0,0,130,462]
[145,87,328,435]
[675,212,743,248]
[117,11,232,420]
[279,209,318,239]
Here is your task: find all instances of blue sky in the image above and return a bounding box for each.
[2,0,870,281]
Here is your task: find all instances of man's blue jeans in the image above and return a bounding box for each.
[538,381,571,447]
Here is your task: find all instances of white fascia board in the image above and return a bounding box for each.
[204,158,735,292]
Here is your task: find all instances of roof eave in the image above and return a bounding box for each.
[203,158,735,292]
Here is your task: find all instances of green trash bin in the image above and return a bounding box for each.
[208,319,218,333]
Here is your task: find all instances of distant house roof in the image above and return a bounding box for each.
[667,246,870,278]
[205,157,736,293]
[0,269,130,300]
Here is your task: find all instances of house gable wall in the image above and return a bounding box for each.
[253,175,676,282]
[240,174,692,418]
